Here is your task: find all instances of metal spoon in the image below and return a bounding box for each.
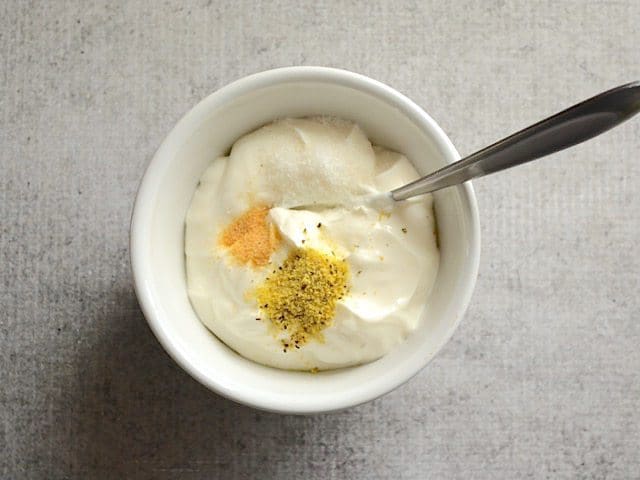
[391,81,640,201]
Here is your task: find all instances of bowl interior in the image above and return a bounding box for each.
[132,69,479,413]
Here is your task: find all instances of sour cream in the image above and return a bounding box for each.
[185,117,439,370]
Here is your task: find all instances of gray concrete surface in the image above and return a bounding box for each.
[2,1,640,478]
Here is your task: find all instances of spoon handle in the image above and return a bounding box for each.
[391,81,640,200]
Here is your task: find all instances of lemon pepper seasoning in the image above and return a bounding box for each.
[255,248,349,350]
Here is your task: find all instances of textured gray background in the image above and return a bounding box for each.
[2,1,640,478]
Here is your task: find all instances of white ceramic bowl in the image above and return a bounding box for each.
[130,67,480,414]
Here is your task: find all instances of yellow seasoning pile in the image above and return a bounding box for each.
[255,248,349,351]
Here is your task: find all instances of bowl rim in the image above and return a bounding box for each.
[130,66,481,413]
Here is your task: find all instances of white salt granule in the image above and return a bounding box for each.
[222,117,378,209]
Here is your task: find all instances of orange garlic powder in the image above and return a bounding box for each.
[219,205,280,267]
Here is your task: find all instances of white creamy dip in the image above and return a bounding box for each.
[185,117,439,370]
